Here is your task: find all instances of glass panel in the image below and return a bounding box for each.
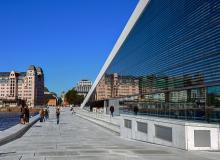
[87,0,220,123]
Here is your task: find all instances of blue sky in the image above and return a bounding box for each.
[0,0,138,95]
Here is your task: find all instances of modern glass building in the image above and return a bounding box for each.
[82,0,220,123]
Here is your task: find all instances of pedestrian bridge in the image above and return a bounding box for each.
[0,108,220,160]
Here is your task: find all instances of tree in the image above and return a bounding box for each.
[44,87,49,92]
[65,89,84,105]
[75,95,84,105]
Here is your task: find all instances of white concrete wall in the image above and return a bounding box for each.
[75,108,121,134]
[219,129,220,151]
[186,125,219,150]
[120,115,220,151]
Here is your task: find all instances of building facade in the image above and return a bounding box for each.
[95,73,139,101]
[0,65,44,107]
[44,91,58,107]
[75,80,92,97]
[82,0,220,123]
[81,0,220,150]
[61,91,69,106]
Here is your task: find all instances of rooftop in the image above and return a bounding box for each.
[28,65,36,71]
[0,72,10,77]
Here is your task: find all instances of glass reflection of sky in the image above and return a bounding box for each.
[106,0,220,86]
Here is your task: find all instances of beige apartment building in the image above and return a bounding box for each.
[95,73,139,101]
[0,65,44,107]
[95,75,111,100]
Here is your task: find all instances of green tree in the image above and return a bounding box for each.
[75,95,84,105]
[65,89,84,105]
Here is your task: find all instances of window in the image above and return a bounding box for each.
[137,122,148,134]
[155,125,172,142]
[124,119,132,129]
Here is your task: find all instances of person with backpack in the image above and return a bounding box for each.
[56,107,60,124]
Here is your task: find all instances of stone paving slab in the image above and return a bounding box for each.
[0,107,220,160]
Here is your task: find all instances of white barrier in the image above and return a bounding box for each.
[75,108,120,134]
[120,114,220,151]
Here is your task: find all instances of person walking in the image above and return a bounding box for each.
[39,108,44,122]
[110,106,114,117]
[134,106,139,116]
[72,107,74,114]
[20,101,25,124]
[43,109,46,122]
[24,105,30,123]
[45,108,49,120]
[56,107,60,124]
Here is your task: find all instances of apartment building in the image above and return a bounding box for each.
[95,73,139,101]
[0,65,44,107]
[75,80,92,97]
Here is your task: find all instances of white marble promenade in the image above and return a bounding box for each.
[0,108,220,160]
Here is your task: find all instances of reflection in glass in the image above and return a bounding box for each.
[87,0,220,123]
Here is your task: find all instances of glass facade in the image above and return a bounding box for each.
[88,0,220,123]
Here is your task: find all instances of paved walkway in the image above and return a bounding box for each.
[75,108,121,126]
[0,108,220,160]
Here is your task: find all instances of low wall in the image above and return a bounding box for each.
[0,115,40,146]
[0,107,41,113]
[75,109,120,135]
[120,114,220,151]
